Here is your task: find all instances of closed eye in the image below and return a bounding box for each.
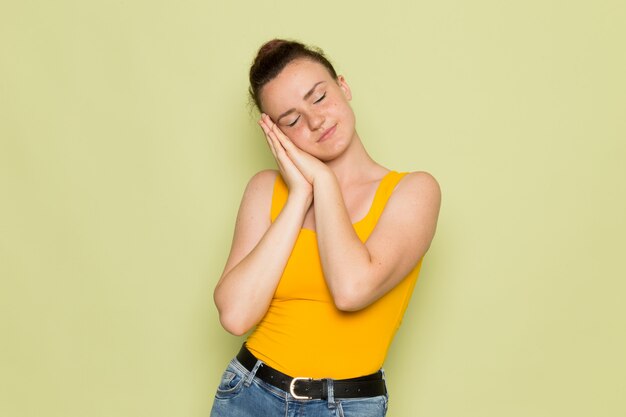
[287,116,300,127]
[314,93,326,104]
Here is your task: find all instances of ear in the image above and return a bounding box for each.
[336,75,352,101]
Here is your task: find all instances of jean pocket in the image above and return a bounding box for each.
[215,364,245,399]
[338,394,388,417]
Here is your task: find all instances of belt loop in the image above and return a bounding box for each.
[244,359,262,387]
[321,379,328,400]
[326,378,336,408]
[380,369,388,395]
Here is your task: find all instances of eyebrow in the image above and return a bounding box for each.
[276,81,326,122]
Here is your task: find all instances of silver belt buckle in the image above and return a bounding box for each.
[289,377,313,399]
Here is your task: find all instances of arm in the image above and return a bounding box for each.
[215,116,315,335]
[213,170,311,336]
[261,116,441,312]
[313,170,441,311]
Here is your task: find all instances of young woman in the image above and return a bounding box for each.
[211,39,441,417]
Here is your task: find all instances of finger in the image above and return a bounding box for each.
[259,117,274,140]
[263,123,284,156]
[264,123,296,157]
[260,119,285,154]
[258,120,278,157]
[260,126,301,177]
[261,113,274,127]
[261,116,296,149]
[263,121,289,157]
[261,115,307,171]
[270,128,302,162]
[261,121,296,173]
[259,115,274,133]
[260,113,274,136]
[261,113,291,143]
[267,120,291,145]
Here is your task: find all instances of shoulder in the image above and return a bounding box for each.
[238,169,279,211]
[242,169,279,198]
[247,169,279,188]
[395,171,441,202]
[381,171,441,222]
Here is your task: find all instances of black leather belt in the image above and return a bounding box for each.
[236,344,387,400]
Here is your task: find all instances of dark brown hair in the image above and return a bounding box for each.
[249,39,337,111]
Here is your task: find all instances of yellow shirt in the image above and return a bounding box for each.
[246,171,423,379]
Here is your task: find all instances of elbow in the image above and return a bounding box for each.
[334,299,364,312]
[214,287,252,336]
[214,295,254,336]
[332,286,371,312]
[217,310,253,336]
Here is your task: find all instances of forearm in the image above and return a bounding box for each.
[313,172,376,310]
[214,191,311,335]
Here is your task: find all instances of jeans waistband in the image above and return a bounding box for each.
[236,343,387,400]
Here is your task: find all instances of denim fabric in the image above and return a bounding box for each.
[210,358,388,417]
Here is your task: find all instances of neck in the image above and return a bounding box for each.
[324,131,387,186]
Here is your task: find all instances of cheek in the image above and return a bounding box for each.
[286,126,310,149]
[327,96,351,118]
[332,100,354,126]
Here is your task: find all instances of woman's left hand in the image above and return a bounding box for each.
[260,113,330,185]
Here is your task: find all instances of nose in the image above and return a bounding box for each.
[307,112,325,131]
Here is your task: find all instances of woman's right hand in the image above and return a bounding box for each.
[259,114,313,205]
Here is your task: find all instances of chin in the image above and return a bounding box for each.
[315,141,351,162]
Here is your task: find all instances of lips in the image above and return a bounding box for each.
[318,124,337,142]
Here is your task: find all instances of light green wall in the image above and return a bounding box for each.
[1,1,625,416]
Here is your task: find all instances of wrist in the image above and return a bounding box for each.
[287,187,313,209]
[311,167,335,188]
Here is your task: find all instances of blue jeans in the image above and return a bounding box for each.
[210,357,389,417]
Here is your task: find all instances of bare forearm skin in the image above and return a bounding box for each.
[313,170,441,312]
[214,189,311,335]
[313,171,378,311]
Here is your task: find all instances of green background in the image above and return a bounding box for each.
[2,1,625,416]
